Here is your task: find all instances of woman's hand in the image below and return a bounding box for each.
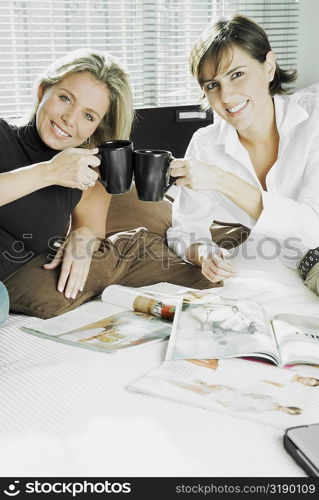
[45,147,100,191]
[43,227,100,298]
[200,248,238,283]
[170,157,224,191]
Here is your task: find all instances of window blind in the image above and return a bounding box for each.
[0,0,299,119]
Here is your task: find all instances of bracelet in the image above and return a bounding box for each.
[297,247,319,279]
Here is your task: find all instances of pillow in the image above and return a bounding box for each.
[105,184,172,239]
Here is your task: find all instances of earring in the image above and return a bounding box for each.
[86,136,91,146]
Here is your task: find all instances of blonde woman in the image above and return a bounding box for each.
[0,48,133,300]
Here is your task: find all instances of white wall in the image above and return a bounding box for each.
[295,0,319,90]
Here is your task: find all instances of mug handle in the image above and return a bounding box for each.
[164,155,176,192]
[94,150,106,187]
[164,175,176,192]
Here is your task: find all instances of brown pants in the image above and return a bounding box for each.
[4,228,219,319]
[210,220,250,250]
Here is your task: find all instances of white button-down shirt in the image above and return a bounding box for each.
[167,88,319,268]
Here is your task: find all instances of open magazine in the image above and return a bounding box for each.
[21,285,180,353]
[127,357,319,428]
[165,291,319,367]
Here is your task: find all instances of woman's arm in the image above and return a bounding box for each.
[217,170,263,220]
[167,186,237,283]
[44,181,111,298]
[0,147,100,206]
[170,157,263,220]
[0,163,52,206]
[171,142,319,251]
[71,180,110,240]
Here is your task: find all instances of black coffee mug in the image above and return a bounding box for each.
[133,149,175,202]
[97,140,133,194]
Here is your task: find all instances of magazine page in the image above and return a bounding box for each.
[165,292,278,363]
[22,299,124,337]
[127,358,319,429]
[21,286,181,353]
[272,313,319,366]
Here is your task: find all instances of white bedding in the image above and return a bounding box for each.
[1,236,319,477]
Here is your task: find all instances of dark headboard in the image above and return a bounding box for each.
[130,105,213,158]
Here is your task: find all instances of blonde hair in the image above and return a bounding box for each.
[30,48,134,145]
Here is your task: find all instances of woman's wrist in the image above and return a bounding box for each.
[39,160,60,187]
[213,168,232,195]
[70,226,101,253]
[214,169,263,220]
[34,161,55,188]
[186,243,214,267]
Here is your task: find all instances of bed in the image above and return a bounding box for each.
[1,233,318,478]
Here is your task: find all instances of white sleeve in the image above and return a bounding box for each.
[252,133,319,248]
[167,134,220,261]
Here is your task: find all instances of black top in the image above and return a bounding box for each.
[0,118,82,280]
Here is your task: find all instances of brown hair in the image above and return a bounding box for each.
[190,15,297,97]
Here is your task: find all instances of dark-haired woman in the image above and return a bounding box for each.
[167,15,319,296]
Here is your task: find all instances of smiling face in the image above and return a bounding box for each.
[201,45,276,136]
[36,71,111,150]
